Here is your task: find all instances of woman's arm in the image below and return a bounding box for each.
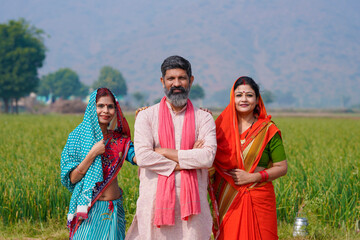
[126,142,137,165]
[69,140,105,184]
[258,160,287,181]
[229,160,287,185]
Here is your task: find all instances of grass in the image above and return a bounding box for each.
[0,114,359,239]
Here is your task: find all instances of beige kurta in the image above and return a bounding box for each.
[126,101,217,240]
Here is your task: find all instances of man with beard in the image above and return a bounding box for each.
[126,55,217,240]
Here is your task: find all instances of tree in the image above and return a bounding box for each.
[341,95,351,108]
[38,68,88,101]
[132,91,146,107]
[93,66,127,97]
[211,88,231,107]
[189,84,205,100]
[276,91,297,106]
[261,89,275,105]
[0,19,46,113]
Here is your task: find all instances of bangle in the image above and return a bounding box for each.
[264,170,269,181]
[259,171,265,182]
[259,170,268,183]
[75,167,85,175]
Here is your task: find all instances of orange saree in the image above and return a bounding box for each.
[210,80,281,240]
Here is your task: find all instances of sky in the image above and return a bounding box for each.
[1,0,360,108]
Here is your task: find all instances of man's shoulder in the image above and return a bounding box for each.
[136,103,160,120]
[194,106,214,121]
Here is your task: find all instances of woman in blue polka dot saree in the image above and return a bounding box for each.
[61,88,136,240]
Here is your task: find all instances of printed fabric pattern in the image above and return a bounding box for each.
[72,198,126,240]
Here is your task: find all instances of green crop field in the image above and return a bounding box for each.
[0,114,359,239]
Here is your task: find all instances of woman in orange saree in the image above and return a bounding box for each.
[210,76,288,240]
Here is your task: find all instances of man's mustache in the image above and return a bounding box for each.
[170,87,186,94]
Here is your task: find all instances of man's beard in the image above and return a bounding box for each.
[164,86,190,108]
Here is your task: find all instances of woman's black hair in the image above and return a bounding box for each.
[233,76,260,98]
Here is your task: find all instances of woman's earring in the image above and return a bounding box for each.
[255,104,260,114]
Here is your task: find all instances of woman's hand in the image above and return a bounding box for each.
[228,169,258,185]
[135,106,149,120]
[200,107,213,115]
[91,140,106,156]
[70,140,105,184]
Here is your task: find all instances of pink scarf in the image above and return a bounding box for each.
[154,96,201,227]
